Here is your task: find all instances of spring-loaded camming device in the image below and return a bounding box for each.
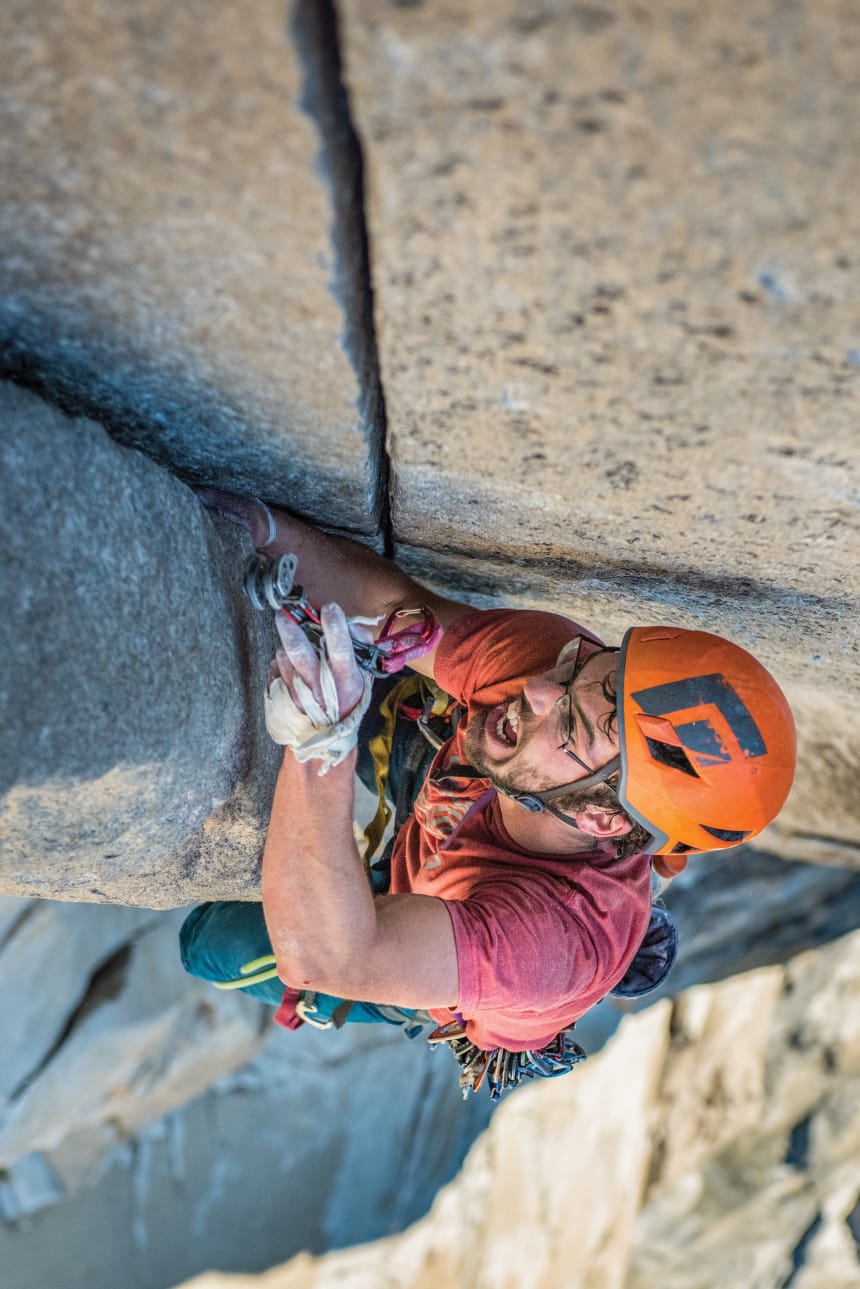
[427,1023,588,1101]
[243,552,442,676]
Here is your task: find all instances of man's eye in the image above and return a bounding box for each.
[559,689,575,745]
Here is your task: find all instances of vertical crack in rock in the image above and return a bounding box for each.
[846,1195,860,1257]
[7,942,135,1105]
[292,0,394,555]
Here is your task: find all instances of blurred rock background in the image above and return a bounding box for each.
[0,1,857,1287]
[176,926,860,1289]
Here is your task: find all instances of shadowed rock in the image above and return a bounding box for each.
[0,382,278,906]
[0,0,383,534]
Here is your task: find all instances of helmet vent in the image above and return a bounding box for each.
[701,825,751,843]
[645,737,699,778]
[671,842,694,854]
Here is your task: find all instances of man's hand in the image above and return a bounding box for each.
[265,603,373,771]
[275,603,367,715]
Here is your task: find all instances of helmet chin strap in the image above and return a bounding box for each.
[502,755,622,817]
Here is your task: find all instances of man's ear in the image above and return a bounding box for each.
[573,805,633,839]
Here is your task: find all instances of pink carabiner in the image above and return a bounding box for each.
[376,605,443,673]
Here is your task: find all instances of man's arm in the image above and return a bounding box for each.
[260,600,460,1009]
[262,749,460,1008]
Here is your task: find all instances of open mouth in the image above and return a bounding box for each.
[485,700,520,750]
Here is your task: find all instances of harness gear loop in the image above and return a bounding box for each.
[295,992,356,1029]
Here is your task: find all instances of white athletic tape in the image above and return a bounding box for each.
[264,650,373,773]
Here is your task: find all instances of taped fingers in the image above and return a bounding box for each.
[263,602,374,767]
[268,651,301,719]
[319,603,355,658]
[276,613,324,706]
[320,603,365,714]
[271,652,288,687]
[272,650,303,707]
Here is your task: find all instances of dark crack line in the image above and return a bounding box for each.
[292,0,394,556]
[780,1212,823,1288]
[847,1195,860,1256]
[7,929,151,1105]
[394,539,851,618]
[3,2,397,556]
[784,1114,813,1170]
[0,901,39,956]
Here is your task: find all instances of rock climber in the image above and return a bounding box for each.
[180,492,796,1088]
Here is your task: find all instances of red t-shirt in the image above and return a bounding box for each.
[388,609,653,1051]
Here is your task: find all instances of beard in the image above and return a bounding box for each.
[462,709,497,779]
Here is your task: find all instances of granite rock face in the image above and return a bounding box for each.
[658,846,860,996]
[338,0,860,850]
[342,0,858,654]
[0,0,383,533]
[628,933,860,1289]
[1,0,857,897]
[0,1,858,1285]
[0,896,493,1287]
[0,898,156,1104]
[0,381,280,906]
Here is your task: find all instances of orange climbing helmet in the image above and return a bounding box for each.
[615,627,796,866]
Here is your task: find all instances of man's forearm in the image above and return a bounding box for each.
[261,748,379,991]
[261,746,459,1009]
[263,512,433,629]
[257,588,461,1010]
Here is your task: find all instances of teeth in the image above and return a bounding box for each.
[494,703,519,746]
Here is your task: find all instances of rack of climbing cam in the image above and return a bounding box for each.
[427,1022,587,1101]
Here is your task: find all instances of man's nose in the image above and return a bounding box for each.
[522,675,561,717]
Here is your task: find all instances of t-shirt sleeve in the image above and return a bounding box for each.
[435,609,602,709]
[444,869,650,1051]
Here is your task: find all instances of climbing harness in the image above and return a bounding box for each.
[427,1021,587,1101]
[243,551,442,676]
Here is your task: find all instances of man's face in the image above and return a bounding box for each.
[463,647,620,796]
